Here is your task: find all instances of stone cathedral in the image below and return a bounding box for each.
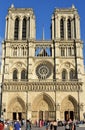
[0,4,85,122]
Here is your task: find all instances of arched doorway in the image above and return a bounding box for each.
[61,95,77,121]
[32,93,55,122]
[7,96,25,120]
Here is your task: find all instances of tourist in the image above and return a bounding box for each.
[53,120,57,130]
[65,121,70,130]
[14,120,21,130]
[0,120,4,130]
[26,120,31,130]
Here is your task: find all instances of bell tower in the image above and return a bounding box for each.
[51,5,84,80]
[51,5,80,40]
[5,4,36,40]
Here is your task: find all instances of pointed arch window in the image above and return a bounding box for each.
[70,70,75,80]
[21,70,27,80]
[68,47,71,56]
[13,69,18,80]
[22,18,27,40]
[14,18,19,40]
[62,69,67,80]
[67,19,71,39]
[61,47,65,56]
[60,18,64,39]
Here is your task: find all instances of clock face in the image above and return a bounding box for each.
[36,63,52,79]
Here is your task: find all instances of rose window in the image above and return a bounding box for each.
[36,63,51,79]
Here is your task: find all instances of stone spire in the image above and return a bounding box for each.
[72,4,75,9]
[11,4,14,8]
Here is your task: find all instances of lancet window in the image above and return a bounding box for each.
[22,18,27,40]
[68,47,71,56]
[69,69,75,80]
[11,46,27,57]
[13,69,18,80]
[14,17,19,40]
[21,69,27,80]
[61,47,65,56]
[60,18,64,39]
[13,47,17,56]
[60,46,74,57]
[67,19,71,39]
[62,69,67,80]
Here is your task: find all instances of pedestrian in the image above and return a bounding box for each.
[50,121,53,130]
[45,120,49,130]
[39,119,42,127]
[9,125,13,130]
[26,120,31,130]
[65,122,70,130]
[72,123,76,130]
[14,120,21,130]
[53,120,57,130]
[69,122,73,130]
[0,120,4,130]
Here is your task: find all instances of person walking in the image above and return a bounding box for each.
[0,120,4,130]
[9,124,13,130]
[45,120,49,130]
[26,120,31,130]
[14,120,21,130]
[65,122,70,130]
[50,121,53,130]
[53,120,57,130]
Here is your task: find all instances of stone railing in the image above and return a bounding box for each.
[2,79,83,92]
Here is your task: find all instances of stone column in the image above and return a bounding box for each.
[30,15,36,39]
[26,17,30,39]
[58,17,60,39]
[65,47,66,57]
[32,15,36,39]
[8,16,11,40]
[76,16,80,39]
[19,17,22,40]
[51,15,54,40]
[16,112,19,120]
[65,18,67,40]
[55,16,57,39]
[71,17,74,39]
[29,16,33,39]
[5,17,8,40]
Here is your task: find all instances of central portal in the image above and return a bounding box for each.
[32,93,55,122]
[39,111,49,120]
[13,112,22,120]
[64,111,74,121]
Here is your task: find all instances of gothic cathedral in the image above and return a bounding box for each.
[0,4,85,122]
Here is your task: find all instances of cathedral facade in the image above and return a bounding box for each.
[0,4,85,122]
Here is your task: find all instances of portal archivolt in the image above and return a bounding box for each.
[61,95,77,120]
[7,96,25,120]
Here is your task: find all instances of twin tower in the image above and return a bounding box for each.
[5,4,80,41]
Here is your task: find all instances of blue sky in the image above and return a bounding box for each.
[0,0,85,63]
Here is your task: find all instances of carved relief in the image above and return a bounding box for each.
[39,100,48,111]
[65,63,70,68]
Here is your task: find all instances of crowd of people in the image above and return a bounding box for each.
[0,117,85,130]
[34,118,76,130]
[0,119,31,130]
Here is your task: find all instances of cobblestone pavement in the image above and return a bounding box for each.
[4,125,85,130]
[4,125,65,130]
[22,126,85,130]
